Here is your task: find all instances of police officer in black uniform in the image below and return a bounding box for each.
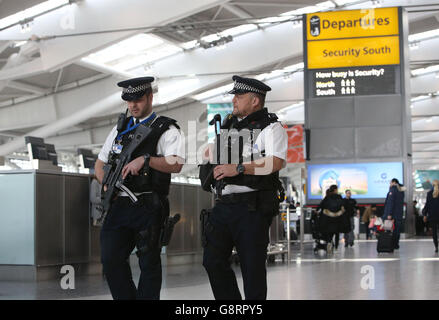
[200,75,288,300]
[95,77,184,300]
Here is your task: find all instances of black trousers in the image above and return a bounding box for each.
[100,194,163,300]
[332,233,340,248]
[365,225,371,240]
[202,201,272,300]
[430,221,439,248]
[393,219,402,249]
[321,233,337,246]
[344,217,355,245]
[415,216,426,235]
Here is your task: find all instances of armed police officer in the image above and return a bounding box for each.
[95,76,185,300]
[200,75,288,300]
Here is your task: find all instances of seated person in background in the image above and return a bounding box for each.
[368,214,377,237]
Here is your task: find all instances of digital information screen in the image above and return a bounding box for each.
[307,162,403,200]
[304,8,401,99]
[207,103,232,143]
[310,65,397,98]
[414,170,439,191]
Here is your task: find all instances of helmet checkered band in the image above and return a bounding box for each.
[122,83,150,94]
[233,81,266,94]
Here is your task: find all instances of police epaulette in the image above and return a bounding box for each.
[149,116,180,130]
[268,113,278,122]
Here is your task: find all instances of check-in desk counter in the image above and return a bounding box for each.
[0,171,214,280]
[166,183,214,257]
[0,170,99,280]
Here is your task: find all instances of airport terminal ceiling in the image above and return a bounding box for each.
[0,0,438,177]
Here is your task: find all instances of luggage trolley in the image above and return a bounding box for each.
[230,202,291,265]
[310,207,330,254]
[266,203,289,263]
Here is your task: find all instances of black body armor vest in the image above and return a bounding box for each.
[219,108,281,191]
[113,115,179,196]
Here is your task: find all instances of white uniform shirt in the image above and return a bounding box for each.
[98,112,185,196]
[220,121,288,195]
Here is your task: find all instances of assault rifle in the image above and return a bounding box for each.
[101,124,152,213]
[210,114,225,201]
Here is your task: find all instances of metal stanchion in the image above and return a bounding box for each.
[287,206,290,265]
[300,206,305,253]
[298,180,305,254]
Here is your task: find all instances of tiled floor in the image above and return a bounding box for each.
[1,238,439,300]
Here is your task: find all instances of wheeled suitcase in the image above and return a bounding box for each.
[377,231,394,253]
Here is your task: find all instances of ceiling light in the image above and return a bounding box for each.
[215,44,227,50]
[333,0,360,5]
[256,73,269,81]
[281,0,335,17]
[181,40,198,50]
[257,16,291,27]
[221,24,258,37]
[411,95,430,102]
[283,74,293,82]
[86,34,164,64]
[283,62,304,73]
[278,102,305,114]
[409,42,419,50]
[14,41,27,47]
[84,33,182,71]
[200,34,221,43]
[370,0,383,8]
[0,0,69,30]
[199,35,233,50]
[157,78,200,104]
[192,83,233,101]
[409,28,439,43]
[411,65,439,77]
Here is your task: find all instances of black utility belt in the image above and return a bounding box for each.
[217,191,259,205]
[215,189,280,216]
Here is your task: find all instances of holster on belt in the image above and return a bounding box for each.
[257,189,283,217]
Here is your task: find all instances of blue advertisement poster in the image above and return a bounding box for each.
[307,162,403,200]
[207,103,233,143]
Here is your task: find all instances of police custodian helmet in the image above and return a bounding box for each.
[117,76,154,101]
[228,75,272,96]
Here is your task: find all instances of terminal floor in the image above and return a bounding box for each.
[1,237,439,300]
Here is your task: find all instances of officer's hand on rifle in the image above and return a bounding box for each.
[122,156,145,179]
[214,164,239,180]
